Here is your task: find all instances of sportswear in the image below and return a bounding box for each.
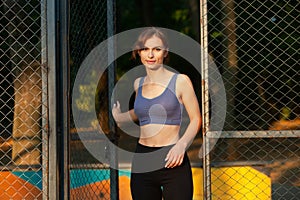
[130,142,193,200]
[134,74,183,126]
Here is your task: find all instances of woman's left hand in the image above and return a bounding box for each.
[164,143,186,168]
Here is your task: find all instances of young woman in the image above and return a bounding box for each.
[112,27,201,200]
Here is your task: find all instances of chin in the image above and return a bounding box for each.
[145,64,163,70]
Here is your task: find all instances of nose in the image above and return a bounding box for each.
[147,49,154,58]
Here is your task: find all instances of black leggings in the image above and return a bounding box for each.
[130,143,193,200]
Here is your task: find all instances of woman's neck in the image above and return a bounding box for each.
[145,67,171,83]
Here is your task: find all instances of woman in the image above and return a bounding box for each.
[112,27,201,200]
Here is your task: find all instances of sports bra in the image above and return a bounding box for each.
[134,74,183,126]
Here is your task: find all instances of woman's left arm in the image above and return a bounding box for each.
[165,74,201,168]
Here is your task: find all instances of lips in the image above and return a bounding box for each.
[146,60,156,64]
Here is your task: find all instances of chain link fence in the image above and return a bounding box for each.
[69,0,117,199]
[0,0,48,199]
[202,0,300,199]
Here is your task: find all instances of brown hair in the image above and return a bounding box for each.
[131,27,169,62]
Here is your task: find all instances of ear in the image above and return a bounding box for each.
[164,49,168,57]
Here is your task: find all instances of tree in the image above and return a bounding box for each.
[136,0,154,26]
[4,0,42,165]
[221,0,238,131]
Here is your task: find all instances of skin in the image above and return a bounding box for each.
[112,35,201,168]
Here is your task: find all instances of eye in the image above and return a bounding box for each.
[154,47,162,52]
[140,47,149,52]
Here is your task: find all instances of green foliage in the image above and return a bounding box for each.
[211,31,223,39]
[75,71,98,112]
[116,0,196,37]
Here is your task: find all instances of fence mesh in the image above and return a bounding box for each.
[69,0,115,199]
[203,0,300,199]
[0,0,48,199]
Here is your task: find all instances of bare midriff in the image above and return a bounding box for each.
[138,124,180,147]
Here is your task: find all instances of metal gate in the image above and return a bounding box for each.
[1,0,117,199]
[0,0,49,199]
[201,0,300,199]
[69,0,118,200]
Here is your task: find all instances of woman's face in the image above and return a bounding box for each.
[138,36,167,69]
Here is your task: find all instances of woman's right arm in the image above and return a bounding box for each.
[112,101,138,124]
[112,78,140,126]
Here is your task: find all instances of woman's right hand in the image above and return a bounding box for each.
[112,101,121,123]
[112,101,138,126]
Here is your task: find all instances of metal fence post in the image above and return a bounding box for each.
[47,0,69,199]
[107,0,119,199]
[200,0,212,199]
[47,0,59,198]
[58,0,70,199]
[41,0,49,199]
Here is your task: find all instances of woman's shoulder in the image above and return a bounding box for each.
[133,77,143,91]
[176,73,192,84]
[175,74,194,94]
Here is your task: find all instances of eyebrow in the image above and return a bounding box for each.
[142,46,164,49]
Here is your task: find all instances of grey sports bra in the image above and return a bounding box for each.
[134,74,183,126]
